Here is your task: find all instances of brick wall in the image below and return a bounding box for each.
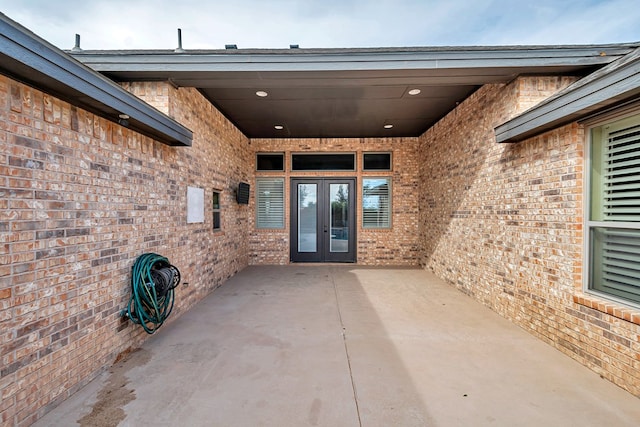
[4,65,640,425]
[249,137,420,265]
[419,76,640,397]
[0,77,251,425]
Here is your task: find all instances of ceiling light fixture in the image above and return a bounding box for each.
[408,88,421,95]
[274,125,284,130]
[256,90,268,97]
[118,113,130,127]
[384,124,393,129]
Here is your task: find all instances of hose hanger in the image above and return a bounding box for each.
[123,253,181,334]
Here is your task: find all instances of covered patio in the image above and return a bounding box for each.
[34,266,640,426]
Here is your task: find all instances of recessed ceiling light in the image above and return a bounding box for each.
[408,88,421,96]
[384,124,394,129]
[256,91,268,97]
[274,125,284,130]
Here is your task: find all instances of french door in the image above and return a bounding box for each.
[290,178,356,262]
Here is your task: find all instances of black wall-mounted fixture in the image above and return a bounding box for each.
[236,182,250,204]
[118,113,130,127]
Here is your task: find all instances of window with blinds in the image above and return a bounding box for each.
[362,178,391,228]
[256,178,284,229]
[589,113,640,305]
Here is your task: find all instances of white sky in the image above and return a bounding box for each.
[1,0,639,50]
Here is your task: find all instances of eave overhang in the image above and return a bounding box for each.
[495,47,640,143]
[71,44,639,139]
[71,44,637,73]
[0,13,193,147]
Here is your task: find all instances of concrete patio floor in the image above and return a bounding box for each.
[35,266,640,426]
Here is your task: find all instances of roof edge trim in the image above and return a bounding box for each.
[0,13,193,146]
[495,47,640,143]
[71,44,637,74]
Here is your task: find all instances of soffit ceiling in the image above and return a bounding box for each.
[71,44,638,139]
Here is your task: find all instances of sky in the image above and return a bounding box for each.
[1,0,639,50]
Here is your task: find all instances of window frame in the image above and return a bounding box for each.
[363,152,392,171]
[255,177,285,229]
[584,109,640,308]
[362,177,392,229]
[256,152,285,172]
[291,152,356,171]
[212,190,221,230]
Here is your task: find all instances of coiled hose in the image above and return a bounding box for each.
[125,253,181,334]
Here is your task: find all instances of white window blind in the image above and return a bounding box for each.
[602,121,640,221]
[362,178,391,228]
[256,178,284,229]
[590,115,640,304]
[592,228,640,303]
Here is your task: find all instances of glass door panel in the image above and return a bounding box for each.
[298,183,317,252]
[329,183,349,253]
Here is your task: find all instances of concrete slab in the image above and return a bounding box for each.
[34,266,640,426]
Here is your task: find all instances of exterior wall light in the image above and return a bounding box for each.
[118,114,130,127]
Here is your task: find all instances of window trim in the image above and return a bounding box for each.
[584,108,640,309]
[362,177,392,229]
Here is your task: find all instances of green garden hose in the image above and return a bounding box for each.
[124,253,180,334]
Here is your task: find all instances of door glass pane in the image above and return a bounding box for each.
[330,184,349,253]
[298,184,317,252]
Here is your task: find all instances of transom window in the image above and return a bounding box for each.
[257,153,284,171]
[291,153,355,171]
[587,112,640,306]
[363,152,392,171]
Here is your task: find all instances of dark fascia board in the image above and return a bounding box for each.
[71,44,639,73]
[495,47,640,143]
[0,13,192,146]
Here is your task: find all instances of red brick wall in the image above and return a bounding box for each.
[249,138,420,265]
[0,77,251,425]
[419,77,640,397]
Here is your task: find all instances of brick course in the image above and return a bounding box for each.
[419,76,640,397]
[0,77,251,425]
